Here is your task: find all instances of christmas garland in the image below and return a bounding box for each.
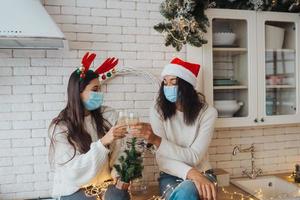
[154,0,300,51]
[213,0,300,12]
[154,0,210,51]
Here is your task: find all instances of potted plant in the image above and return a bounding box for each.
[115,137,144,188]
[105,137,143,199]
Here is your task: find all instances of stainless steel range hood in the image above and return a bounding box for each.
[0,0,67,49]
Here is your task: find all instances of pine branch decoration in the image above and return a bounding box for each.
[154,0,300,51]
[211,0,300,12]
[113,138,143,183]
[154,0,210,51]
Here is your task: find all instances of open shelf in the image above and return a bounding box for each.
[213,47,248,56]
[214,85,248,90]
[266,85,296,89]
[265,49,295,53]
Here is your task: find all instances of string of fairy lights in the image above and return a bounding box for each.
[114,66,161,90]
[83,171,300,199]
[83,182,298,200]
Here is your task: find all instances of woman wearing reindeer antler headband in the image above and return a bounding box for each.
[48,52,129,200]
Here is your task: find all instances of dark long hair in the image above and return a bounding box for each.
[156,77,207,125]
[49,70,111,165]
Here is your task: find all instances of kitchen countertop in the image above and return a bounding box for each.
[131,184,251,200]
[131,173,299,200]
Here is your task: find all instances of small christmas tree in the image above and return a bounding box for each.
[114,137,144,184]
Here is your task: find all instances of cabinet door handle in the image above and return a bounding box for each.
[261,118,265,122]
[254,118,258,123]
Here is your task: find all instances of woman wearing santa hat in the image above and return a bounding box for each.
[131,58,218,200]
[48,52,130,200]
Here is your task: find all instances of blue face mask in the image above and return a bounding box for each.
[83,91,104,111]
[163,86,178,103]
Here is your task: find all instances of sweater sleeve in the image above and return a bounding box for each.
[156,155,192,180]
[151,106,217,167]
[101,106,124,179]
[109,139,124,179]
[149,105,167,139]
[52,124,110,187]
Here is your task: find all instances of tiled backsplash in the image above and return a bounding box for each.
[143,125,300,186]
[210,125,300,177]
[0,0,299,199]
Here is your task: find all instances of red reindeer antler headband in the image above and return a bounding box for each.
[76,52,118,81]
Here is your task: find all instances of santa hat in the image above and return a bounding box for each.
[161,58,200,88]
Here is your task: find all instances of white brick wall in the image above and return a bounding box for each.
[0,0,299,199]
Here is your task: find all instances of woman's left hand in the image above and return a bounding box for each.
[130,122,161,148]
[187,168,217,200]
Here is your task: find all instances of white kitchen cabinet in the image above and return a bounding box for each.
[187,9,300,128]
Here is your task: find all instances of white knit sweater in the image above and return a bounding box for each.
[49,106,121,198]
[150,104,217,180]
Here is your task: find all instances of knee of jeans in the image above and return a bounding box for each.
[170,180,199,200]
[158,174,182,196]
[179,181,198,192]
[104,185,130,200]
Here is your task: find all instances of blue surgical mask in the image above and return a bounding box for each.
[163,86,178,103]
[83,91,104,111]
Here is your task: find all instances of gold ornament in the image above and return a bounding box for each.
[80,66,85,72]
[190,19,197,32]
[178,18,187,31]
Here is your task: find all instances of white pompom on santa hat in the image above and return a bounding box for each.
[161,57,201,88]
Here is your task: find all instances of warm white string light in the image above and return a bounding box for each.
[84,180,115,200]
[115,66,161,90]
[221,187,255,200]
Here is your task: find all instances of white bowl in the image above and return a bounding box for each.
[213,32,236,46]
[214,100,243,118]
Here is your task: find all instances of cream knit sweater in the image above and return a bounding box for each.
[50,106,121,198]
[150,104,217,180]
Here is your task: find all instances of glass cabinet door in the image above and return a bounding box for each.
[264,21,297,116]
[212,19,249,118]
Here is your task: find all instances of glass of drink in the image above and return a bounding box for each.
[117,111,129,149]
[117,111,128,126]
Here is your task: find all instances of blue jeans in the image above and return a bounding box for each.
[158,170,217,200]
[104,184,130,200]
[60,185,130,200]
[60,189,95,200]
